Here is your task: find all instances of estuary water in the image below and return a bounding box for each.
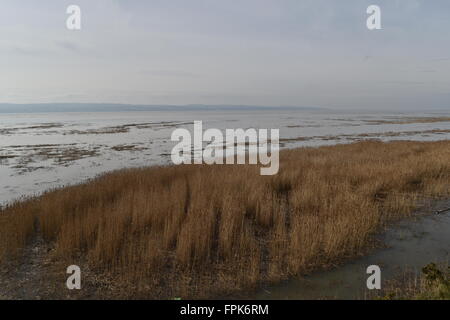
[1,108,450,205]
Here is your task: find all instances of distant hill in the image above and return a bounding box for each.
[0,103,324,114]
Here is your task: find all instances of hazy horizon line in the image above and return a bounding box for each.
[0,102,449,114]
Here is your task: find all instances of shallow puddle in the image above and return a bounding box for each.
[254,200,450,299]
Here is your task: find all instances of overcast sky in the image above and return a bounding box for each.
[1,0,449,109]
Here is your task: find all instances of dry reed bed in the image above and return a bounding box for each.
[1,140,450,298]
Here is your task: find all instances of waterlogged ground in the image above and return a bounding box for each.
[1,109,450,204]
[254,200,450,300]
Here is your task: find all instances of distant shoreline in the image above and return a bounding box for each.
[0,103,324,114]
[1,103,449,114]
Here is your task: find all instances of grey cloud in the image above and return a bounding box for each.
[54,40,83,53]
[140,69,202,78]
[1,0,450,110]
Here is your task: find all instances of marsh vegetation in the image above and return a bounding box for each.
[0,140,449,299]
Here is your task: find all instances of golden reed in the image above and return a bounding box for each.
[1,140,449,298]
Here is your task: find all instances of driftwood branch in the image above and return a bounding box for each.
[435,208,450,215]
